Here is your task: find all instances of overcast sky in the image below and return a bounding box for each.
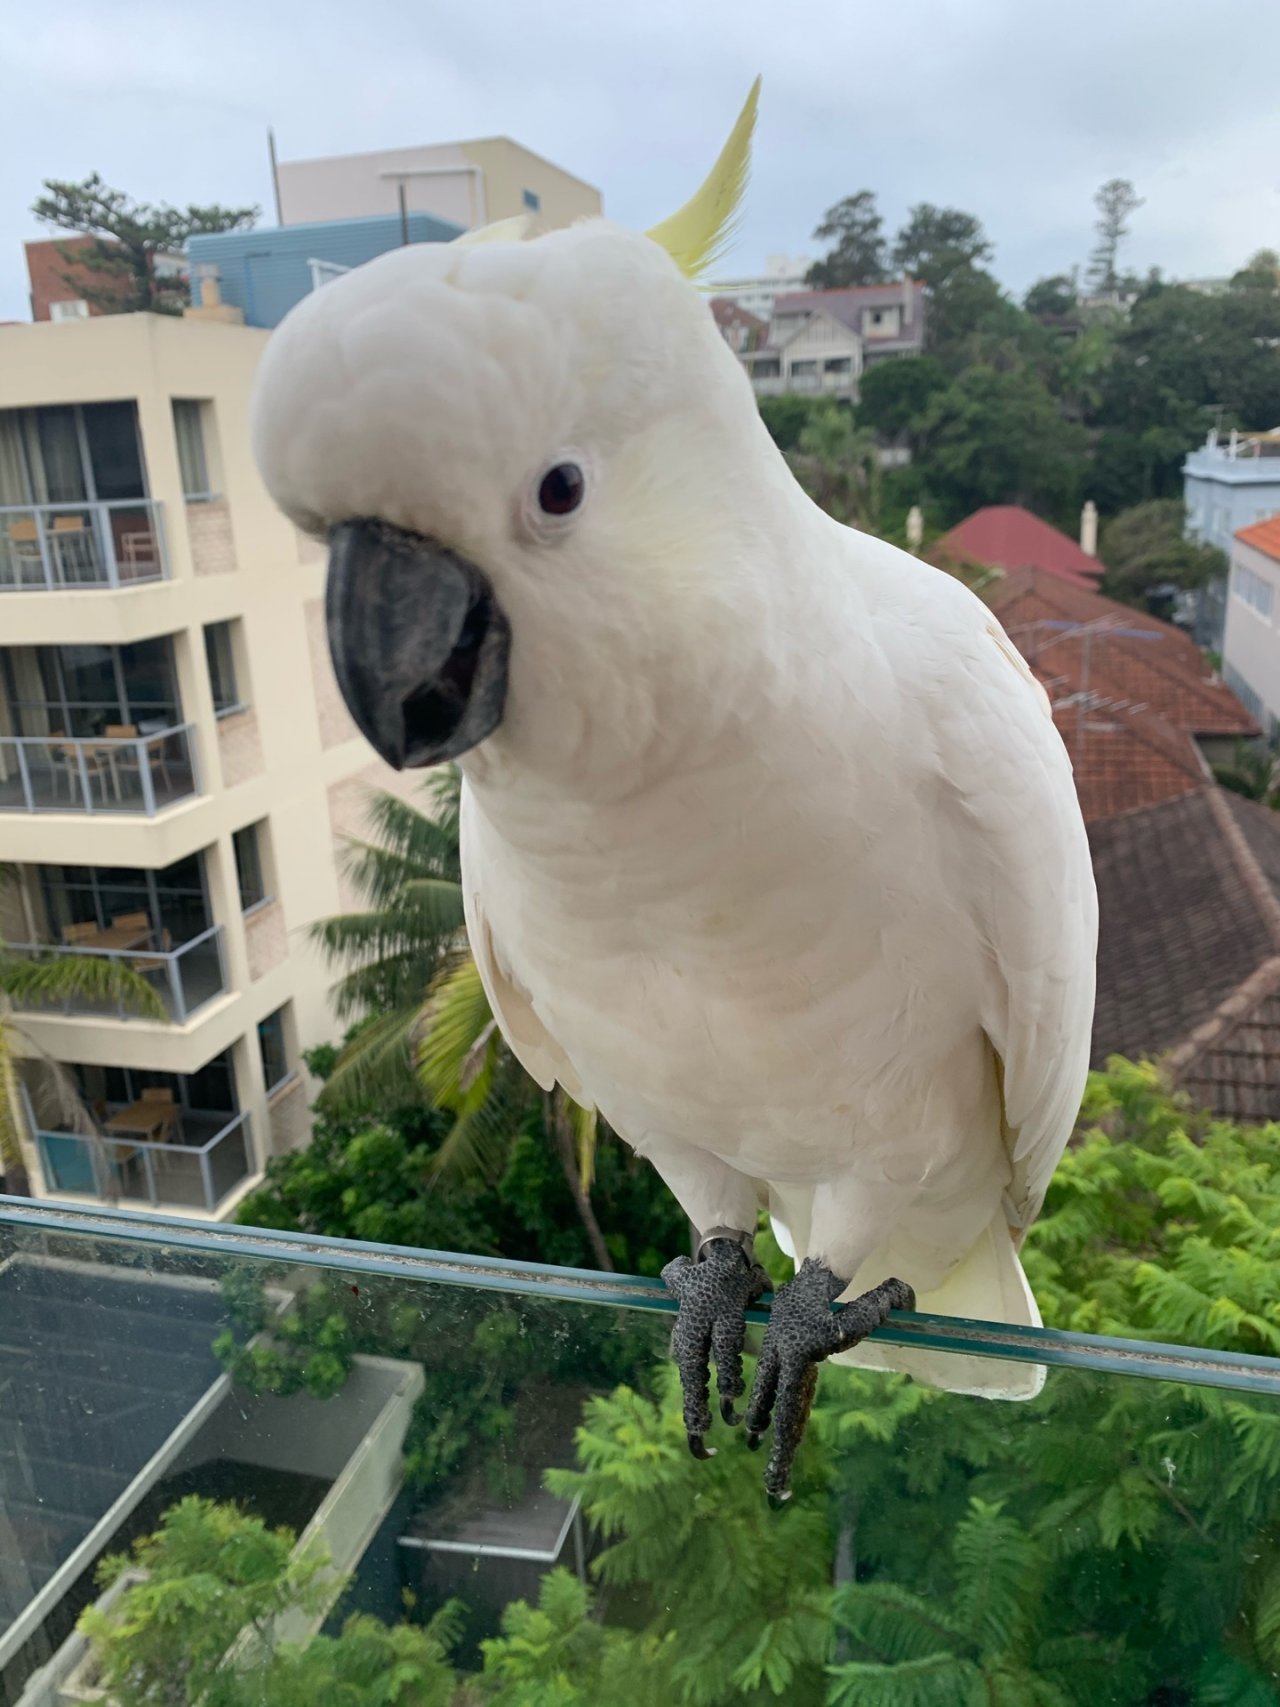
[3,0,1279,321]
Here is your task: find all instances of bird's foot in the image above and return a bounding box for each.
[662,1232,769,1459]
[745,1262,915,1505]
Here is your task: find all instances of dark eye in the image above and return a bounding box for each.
[538,462,585,517]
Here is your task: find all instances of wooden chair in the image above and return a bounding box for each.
[61,921,100,946]
[4,517,44,587]
[50,513,95,582]
[112,910,151,932]
[141,1085,181,1145]
[131,926,171,972]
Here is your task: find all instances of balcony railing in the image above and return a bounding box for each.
[0,500,168,591]
[750,369,857,397]
[5,924,227,1023]
[0,723,199,815]
[34,1110,254,1213]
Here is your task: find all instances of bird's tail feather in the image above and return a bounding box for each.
[827,1213,1045,1400]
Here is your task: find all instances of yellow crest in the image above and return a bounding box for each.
[645,78,761,282]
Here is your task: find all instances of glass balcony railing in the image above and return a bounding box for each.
[0,724,199,815]
[4,924,227,1023]
[32,1111,253,1215]
[4,1197,1280,1706]
[0,501,168,591]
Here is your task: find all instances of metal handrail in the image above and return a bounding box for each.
[30,1112,253,1213]
[5,923,226,1022]
[0,723,198,816]
[0,498,168,591]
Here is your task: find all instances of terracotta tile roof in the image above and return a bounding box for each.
[1090,790,1272,1066]
[1091,788,1280,1123]
[1048,694,1207,824]
[1236,514,1280,562]
[935,506,1103,588]
[990,567,1258,741]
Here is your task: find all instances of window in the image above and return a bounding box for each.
[825,357,852,374]
[233,823,268,912]
[172,400,211,498]
[1232,562,1274,620]
[258,1005,291,1093]
[522,188,541,212]
[49,300,89,322]
[204,620,242,715]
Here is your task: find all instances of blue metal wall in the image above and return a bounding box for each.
[188,211,464,329]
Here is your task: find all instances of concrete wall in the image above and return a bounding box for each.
[277,138,601,233]
[0,313,422,1210]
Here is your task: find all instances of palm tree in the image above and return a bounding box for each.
[309,767,466,1113]
[0,921,166,1196]
[787,405,882,531]
[311,771,611,1268]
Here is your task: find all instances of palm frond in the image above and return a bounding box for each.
[0,952,166,1021]
[568,1096,598,1192]
[415,955,498,1110]
[316,1005,424,1116]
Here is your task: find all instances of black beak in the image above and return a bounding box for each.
[325,520,511,769]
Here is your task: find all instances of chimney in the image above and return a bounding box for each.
[1080,500,1098,558]
[902,274,912,325]
[906,505,924,553]
[183,269,245,325]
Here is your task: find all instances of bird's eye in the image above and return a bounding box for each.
[537,462,585,517]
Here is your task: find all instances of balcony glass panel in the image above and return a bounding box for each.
[3,1203,1280,1706]
[32,1113,252,1215]
[5,925,226,1022]
[0,502,167,590]
[0,726,198,815]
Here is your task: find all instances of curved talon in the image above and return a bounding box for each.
[720,1397,741,1426]
[767,1490,792,1511]
[745,1429,764,1452]
[687,1432,715,1460]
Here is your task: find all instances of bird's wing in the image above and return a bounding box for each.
[933,601,1097,1230]
[460,782,592,1105]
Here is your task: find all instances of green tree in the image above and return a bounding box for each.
[784,405,882,529]
[914,365,1088,523]
[32,173,258,316]
[79,1496,458,1707]
[310,768,465,1114]
[478,1569,678,1707]
[1232,248,1280,294]
[1024,274,1079,318]
[757,395,832,453]
[1099,498,1226,605]
[806,192,888,289]
[892,204,993,277]
[855,356,949,442]
[1212,740,1278,806]
[1087,179,1143,295]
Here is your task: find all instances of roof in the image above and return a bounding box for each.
[772,282,926,337]
[989,567,1258,743]
[709,298,768,333]
[1049,697,1208,824]
[1236,514,1280,561]
[1090,787,1280,1122]
[936,506,1102,587]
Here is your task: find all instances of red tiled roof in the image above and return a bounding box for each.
[1237,515,1280,562]
[1046,693,1207,824]
[709,298,768,335]
[936,506,1103,587]
[989,567,1258,741]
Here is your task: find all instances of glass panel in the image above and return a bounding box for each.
[174,929,226,1018]
[81,402,145,503]
[0,508,49,589]
[108,502,162,584]
[257,1006,289,1091]
[207,1116,251,1204]
[204,621,238,712]
[118,638,179,726]
[4,1209,1280,1707]
[233,822,266,909]
[172,399,209,497]
[33,407,87,503]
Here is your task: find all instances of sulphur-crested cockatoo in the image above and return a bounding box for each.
[251,81,1097,1501]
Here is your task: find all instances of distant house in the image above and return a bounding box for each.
[1184,428,1280,558]
[934,505,1104,590]
[707,254,814,321]
[737,279,926,405]
[982,565,1280,1120]
[24,237,186,322]
[709,298,769,355]
[769,282,927,366]
[1222,515,1280,738]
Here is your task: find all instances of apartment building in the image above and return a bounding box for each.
[0,311,417,1220]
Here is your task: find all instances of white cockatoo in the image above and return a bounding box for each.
[251,83,1097,1501]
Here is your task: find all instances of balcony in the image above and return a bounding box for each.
[0,724,198,814]
[33,1109,252,1214]
[0,500,167,591]
[4,923,227,1023]
[4,1201,1280,1706]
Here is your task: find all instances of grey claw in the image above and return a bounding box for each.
[687,1432,715,1460]
[767,1489,793,1511]
[745,1429,764,1451]
[720,1397,741,1426]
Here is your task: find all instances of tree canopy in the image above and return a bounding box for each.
[31,173,258,315]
